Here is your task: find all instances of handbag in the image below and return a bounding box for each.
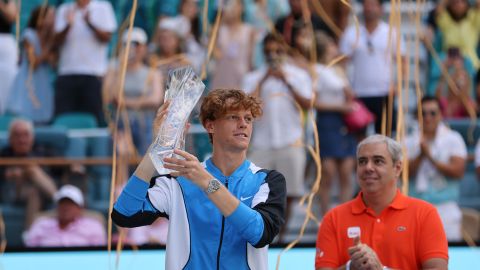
[343,99,375,132]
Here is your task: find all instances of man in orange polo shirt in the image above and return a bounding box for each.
[315,134,448,270]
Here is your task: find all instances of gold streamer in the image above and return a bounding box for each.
[107,0,138,268]
[15,0,21,51]
[309,0,342,38]
[0,209,6,253]
[276,1,363,268]
[200,0,222,80]
[202,0,209,38]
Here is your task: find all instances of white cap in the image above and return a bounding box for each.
[158,17,189,38]
[122,27,148,44]
[54,185,84,207]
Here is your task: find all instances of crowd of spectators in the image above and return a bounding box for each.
[1,0,480,248]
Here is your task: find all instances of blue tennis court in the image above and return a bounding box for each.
[1,247,479,269]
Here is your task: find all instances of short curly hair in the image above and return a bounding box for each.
[199,89,263,142]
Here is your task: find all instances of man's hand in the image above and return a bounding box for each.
[66,7,75,26]
[419,138,432,160]
[348,237,383,270]
[267,67,287,83]
[163,149,212,190]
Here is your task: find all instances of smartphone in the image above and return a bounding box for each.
[447,47,461,59]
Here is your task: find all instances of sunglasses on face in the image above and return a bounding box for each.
[422,110,438,117]
[123,41,141,47]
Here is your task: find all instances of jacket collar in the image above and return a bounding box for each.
[205,158,251,183]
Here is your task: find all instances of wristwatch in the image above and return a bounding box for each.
[205,179,221,194]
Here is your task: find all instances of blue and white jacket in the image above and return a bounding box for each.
[112,158,286,270]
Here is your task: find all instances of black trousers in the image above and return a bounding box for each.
[54,74,106,126]
[359,95,397,135]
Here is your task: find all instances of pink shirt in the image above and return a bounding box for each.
[24,216,106,247]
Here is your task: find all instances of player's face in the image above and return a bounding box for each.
[206,109,254,152]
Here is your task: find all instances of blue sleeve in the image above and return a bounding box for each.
[114,175,158,215]
[112,175,163,228]
[226,202,265,245]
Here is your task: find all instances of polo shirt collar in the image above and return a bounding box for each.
[351,189,408,214]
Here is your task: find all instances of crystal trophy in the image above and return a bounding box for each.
[149,66,205,174]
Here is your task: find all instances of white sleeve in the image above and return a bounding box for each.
[89,1,117,32]
[449,132,468,158]
[54,4,68,33]
[285,67,313,99]
[147,176,174,215]
[339,26,354,57]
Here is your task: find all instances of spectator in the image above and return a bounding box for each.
[104,27,164,155]
[243,0,290,69]
[275,0,334,46]
[243,0,290,32]
[289,23,315,73]
[313,32,356,216]
[0,0,18,114]
[318,0,351,34]
[339,0,406,135]
[405,96,467,241]
[0,119,57,228]
[435,47,476,118]
[315,135,448,270]
[435,0,480,70]
[24,184,106,247]
[210,0,256,90]
[6,5,56,125]
[112,89,286,269]
[242,33,312,241]
[174,0,206,74]
[152,17,192,81]
[53,0,117,126]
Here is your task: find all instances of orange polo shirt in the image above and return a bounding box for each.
[315,190,448,269]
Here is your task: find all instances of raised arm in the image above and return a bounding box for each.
[111,103,170,227]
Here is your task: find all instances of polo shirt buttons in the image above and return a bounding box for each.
[376,218,381,223]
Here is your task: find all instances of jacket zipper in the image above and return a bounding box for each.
[216,177,228,270]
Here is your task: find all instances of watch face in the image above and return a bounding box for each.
[207,179,221,194]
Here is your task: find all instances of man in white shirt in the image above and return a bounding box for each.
[405,96,467,241]
[242,33,312,240]
[53,0,117,126]
[339,0,406,135]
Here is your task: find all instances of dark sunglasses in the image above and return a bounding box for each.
[422,110,438,117]
[123,41,141,47]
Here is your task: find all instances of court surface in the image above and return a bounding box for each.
[1,247,479,269]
